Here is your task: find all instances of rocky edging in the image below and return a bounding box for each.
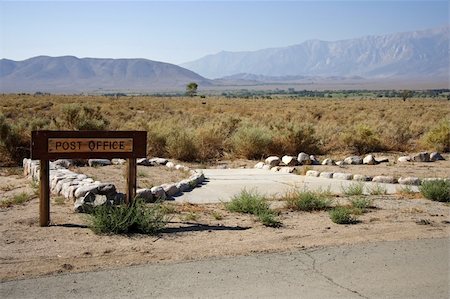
[22,158,205,212]
[254,152,448,186]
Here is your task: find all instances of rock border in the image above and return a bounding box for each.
[23,158,205,212]
[254,152,449,186]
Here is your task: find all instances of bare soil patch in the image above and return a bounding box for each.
[0,160,449,282]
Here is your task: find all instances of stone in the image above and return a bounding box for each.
[82,178,94,184]
[372,176,396,184]
[166,161,175,168]
[398,156,411,163]
[88,159,112,167]
[76,174,88,180]
[319,172,334,179]
[344,156,363,165]
[55,178,74,195]
[177,180,191,192]
[137,158,152,166]
[398,177,421,185]
[321,158,335,166]
[412,152,430,162]
[254,162,265,169]
[297,152,311,165]
[97,183,117,197]
[376,157,389,164]
[52,159,74,168]
[111,158,127,165]
[353,174,372,181]
[270,166,281,172]
[136,188,155,203]
[112,193,125,205]
[332,173,353,180]
[363,154,377,165]
[161,183,180,197]
[149,158,168,165]
[175,164,189,171]
[309,155,320,165]
[335,161,344,166]
[262,165,271,170]
[74,183,100,198]
[279,167,295,173]
[74,192,109,213]
[430,152,445,161]
[265,156,280,167]
[281,155,298,166]
[306,170,320,177]
[151,186,166,200]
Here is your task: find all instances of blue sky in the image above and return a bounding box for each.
[0,1,448,64]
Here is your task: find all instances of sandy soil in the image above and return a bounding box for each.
[0,157,449,282]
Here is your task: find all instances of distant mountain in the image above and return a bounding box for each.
[0,56,211,93]
[181,26,449,80]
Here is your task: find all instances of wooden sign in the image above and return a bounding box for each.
[31,131,146,160]
[31,131,147,227]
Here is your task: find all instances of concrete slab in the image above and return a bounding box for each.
[174,169,417,204]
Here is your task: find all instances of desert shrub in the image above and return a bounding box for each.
[225,189,281,227]
[58,104,109,130]
[329,207,358,224]
[367,183,387,195]
[350,197,373,212]
[341,182,365,196]
[0,114,30,163]
[231,125,273,159]
[420,180,450,202]
[383,121,414,151]
[195,125,226,161]
[166,128,197,161]
[422,119,450,152]
[341,124,383,154]
[88,199,168,234]
[285,190,331,211]
[272,123,320,155]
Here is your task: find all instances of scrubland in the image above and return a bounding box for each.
[0,94,449,165]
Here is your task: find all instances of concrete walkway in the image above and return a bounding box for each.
[175,169,417,204]
[2,238,448,298]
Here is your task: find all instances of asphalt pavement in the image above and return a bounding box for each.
[2,238,448,298]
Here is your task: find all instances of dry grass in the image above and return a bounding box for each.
[1,94,449,164]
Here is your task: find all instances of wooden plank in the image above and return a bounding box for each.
[126,158,137,205]
[39,160,50,227]
[48,138,133,153]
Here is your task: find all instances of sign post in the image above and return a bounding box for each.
[31,131,147,227]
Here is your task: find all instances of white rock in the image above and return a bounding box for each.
[74,183,100,198]
[363,154,377,165]
[111,158,127,165]
[88,159,112,167]
[319,172,333,179]
[412,152,430,162]
[149,158,168,165]
[279,167,295,173]
[335,161,344,166]
[270,166,281,172]
[372,176,396,184]
[254,162,265,169]
[398,156,411,163]
[306,170,320,177]
[166,161,175,168]
[344,156,363,165]
[137,158,152,166]
[161,183,180,197]
[309,155,320,165]
[430,152,445,161]
[332,173,353,180]
[265,156,280,167]
[150,186,166,199]
[398,177,421,185]
[176,181,191,192]
[321,158,335,166]
[281,155,298,166]
[262,165,271,170]
[297,152,311,165]
[136,188,155,202]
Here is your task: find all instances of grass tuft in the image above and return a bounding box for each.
[419,180,450,202]
[284,190,331,211]
[341,182,365,196]
[329,206,358,224]
[0,192,34,208]
[88,199,168,234]
[225,189,281,227]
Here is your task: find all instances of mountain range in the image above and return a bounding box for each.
[0,56,211,93]
[181,26,449,80]
[0,26,448,93]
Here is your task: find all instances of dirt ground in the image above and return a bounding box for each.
[1,155,449,282]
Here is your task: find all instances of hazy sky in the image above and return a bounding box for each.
[0,1,448,64]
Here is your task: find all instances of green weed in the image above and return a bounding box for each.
[420,180,450,202]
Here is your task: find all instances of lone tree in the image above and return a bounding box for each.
[186,82,198,97]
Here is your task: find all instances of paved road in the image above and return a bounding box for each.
[2,238,448,298]
[176,169,417,204]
